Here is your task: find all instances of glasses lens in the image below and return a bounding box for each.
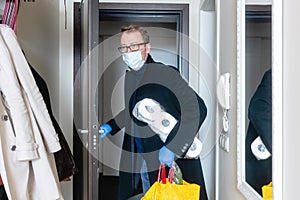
[130,44,139,51]
[118,46,127,53]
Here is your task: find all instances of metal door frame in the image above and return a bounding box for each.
[73,2,189,199]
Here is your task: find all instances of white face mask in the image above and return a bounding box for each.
[122,51,145,71]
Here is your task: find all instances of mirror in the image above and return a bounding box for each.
[245,4,272,197]
[237,1,273,199]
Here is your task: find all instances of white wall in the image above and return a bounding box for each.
[17,1,73,200]
[217,0,247,199]
[199,9,217,200]
[282,0,300,199]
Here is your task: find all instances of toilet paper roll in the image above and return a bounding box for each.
[132,98,161,124]
[132,98,178,142]
[150,112,178,134]
[186,138,203,158]
[149,112,178,142]
[251,136,271,160]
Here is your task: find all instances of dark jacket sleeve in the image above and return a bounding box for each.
[196,93,207,131]
[143,64,207,157]
[106,109,125,136]
[165,83,207,157]
[248,69,272,152]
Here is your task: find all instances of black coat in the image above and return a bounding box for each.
[106,55,208,200]
[30,65,77,182]
[246,69,272,195]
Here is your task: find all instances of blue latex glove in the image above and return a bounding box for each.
[99,124,112,138]
[159,146,175,167]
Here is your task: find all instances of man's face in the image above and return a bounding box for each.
[120,31,151,61]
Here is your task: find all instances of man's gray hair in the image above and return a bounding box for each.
[121,24,150,43]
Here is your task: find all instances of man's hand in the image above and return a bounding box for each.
[99,124,112,138]
[159,146,175,167]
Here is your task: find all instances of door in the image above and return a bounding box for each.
[73,1,100,199]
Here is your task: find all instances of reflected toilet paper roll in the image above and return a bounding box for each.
[251,136,271,160]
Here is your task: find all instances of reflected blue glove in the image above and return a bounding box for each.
[99,124,112,138]
[159,146,175,167]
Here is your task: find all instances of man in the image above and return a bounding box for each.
[99,25,208,200]
[246,69,272,195]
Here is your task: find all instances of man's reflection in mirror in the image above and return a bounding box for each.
[245,68,272,195]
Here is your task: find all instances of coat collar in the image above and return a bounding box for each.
[145,54,156,64]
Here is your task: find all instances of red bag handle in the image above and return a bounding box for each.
[168,167,174,184]
[157,164,174,184]
[157,164,166,184]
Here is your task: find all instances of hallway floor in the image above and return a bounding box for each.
[99,176,119,200]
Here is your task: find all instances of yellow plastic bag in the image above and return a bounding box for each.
[262,182,272,200]
[141,164,200,200]
[141,179,200,200]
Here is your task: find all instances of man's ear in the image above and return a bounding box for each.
[146,43,151,54]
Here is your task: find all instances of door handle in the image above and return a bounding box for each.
[77,129,88,134]
[78,129,104,134]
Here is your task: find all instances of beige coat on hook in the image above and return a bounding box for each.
[0,24,63,200]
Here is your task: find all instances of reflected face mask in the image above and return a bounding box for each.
[122,51,145,71]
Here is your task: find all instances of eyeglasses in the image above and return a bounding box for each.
[118,42,148,53]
